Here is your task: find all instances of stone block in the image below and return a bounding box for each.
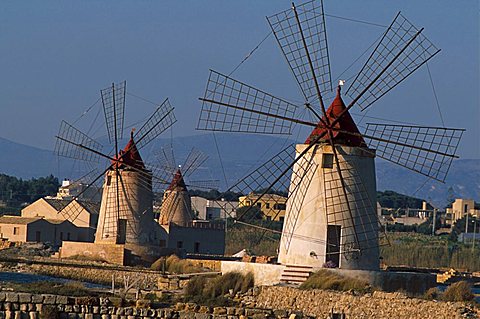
[194,314,211,319]
[101,314,110,319]
[5,294,18,303]
[4,311,13,319]
[28,312,38,319]
[42,295,56,305]
[0,292,6,302]
[26,305,34,312]
[67,313,78,319]
[92,307,99,314]
[31,295,43,304]
[85,315,94,319]
[65,305,73,312]
[234,308,244,316]
[18,305,27,313]
[13,311,21,319]
[17,294,31,304]
[212,308,226,315]
[56,295,69,305]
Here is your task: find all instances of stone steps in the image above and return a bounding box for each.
[280,264,313,285]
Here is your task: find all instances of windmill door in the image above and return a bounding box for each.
[326,225,341,267]
[117,219,127,244]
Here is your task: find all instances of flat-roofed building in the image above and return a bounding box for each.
[238,193,287,222]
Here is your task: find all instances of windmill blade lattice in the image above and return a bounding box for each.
[267,0,332,103]
[198,70,301,135]
[134,98,176,150]
[182,148,209,177]
[55,121,103,163]
[101,81,126,145]
[323,155,384,258]
[345,13,441,111]
[362,123,464,182]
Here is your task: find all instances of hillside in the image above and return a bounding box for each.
[0,135,478,207]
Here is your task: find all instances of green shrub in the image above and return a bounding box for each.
[442,281,475,302]
[300,269,370,292]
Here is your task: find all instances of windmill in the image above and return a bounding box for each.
[197,1,464,270]
[54,81,176,253]
[154,145,219,226]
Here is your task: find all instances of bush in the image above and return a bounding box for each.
[442,281,475,302]
[151,255,204,274]
[300,269,370,292]
[423,287,440,300]
[184,272,254,306]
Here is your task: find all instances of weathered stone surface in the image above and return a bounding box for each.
[5,294,18,303]
[56,295,69,305]
[17,294,31,304]
[0,292,6,302]
[194,313,211,319]
[212,308,226,315]
[42,295,56,305]
[31,295,43,304]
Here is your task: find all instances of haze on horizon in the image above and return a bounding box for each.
[0,0,478,159]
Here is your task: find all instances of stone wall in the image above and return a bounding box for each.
[255,286,477,319]
[60,241,126,265]
[0,291,308,319]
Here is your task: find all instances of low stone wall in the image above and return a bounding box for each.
[0,291,309,319]
[60,241,126,265]
[255,286,477,319]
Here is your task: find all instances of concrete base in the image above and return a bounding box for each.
[220,260,436,294]
[60,241,175,266]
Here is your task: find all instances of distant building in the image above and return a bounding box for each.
[447,199,479,223]
[21,198,99,241]
[238,193,287,222]
[190,196,238,220]
[0,216,79,245]
[55,179,101,202]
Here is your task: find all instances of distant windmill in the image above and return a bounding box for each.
[197,0,464,269]
[155,145,219,226]
[54,81,176,248]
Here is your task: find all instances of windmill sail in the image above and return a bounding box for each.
[134,98,176,150]
[101,81,126,145]
[345,13,441,111]
[55,120,103,162]
[198,70,302,135]
[267,0,332,103]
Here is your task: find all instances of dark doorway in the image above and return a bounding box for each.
[117,219,127,244]
[35,231,41,242]
[326,225,341,267]
[194,242,200,253]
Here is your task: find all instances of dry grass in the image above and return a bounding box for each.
[300,269,371,292]
[184,271,254,306]
[441,281,475,302]
[151,255,204,274]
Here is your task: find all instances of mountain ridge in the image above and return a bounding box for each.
[1,135,478,207]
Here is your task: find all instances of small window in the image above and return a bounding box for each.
[177,241,183,249]
[246,201,251,206]
[265,203,270,209]
[159,240,166,247]
[107,175,112,186]
[274,203,286,210]
[194,242,200,253]
[279,217,285,222]
[322,154,334,168]
[256,202,262,208]
[13,227,19,235]
[464,204,469,214]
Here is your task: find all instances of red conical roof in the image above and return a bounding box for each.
[111,130,146,170]
[167,169,187,191]
[305,86,365,146]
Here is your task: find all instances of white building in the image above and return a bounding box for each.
[191,196,238,220]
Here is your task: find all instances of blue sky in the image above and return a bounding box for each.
[0,0,478,159]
